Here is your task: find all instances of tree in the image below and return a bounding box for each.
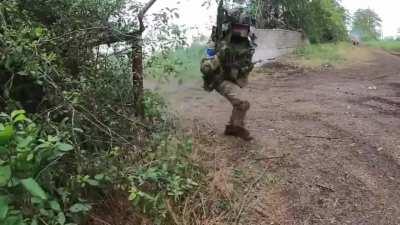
[132,0,158,118]
[251,0,348,43]
[306,0,348,43]
[351,8,382,41]
[12,0,162,118]
[251,0,310,29]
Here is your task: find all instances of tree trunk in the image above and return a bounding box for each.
[131,0,158,118]
[132,40,144,118]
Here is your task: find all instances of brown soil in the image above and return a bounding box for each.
[166,49,400,225]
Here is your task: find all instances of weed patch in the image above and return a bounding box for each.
[287,42,373,69]
[293,43,348,67]
[365,40,400,53]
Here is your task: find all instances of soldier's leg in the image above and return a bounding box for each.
[216,81,252,140]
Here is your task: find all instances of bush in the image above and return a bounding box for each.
[127,135,198,224]
[0,109,199,225]
[0,1,202,224]
[0,110,87,225]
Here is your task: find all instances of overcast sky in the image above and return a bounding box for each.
[341,0,400,37]
[147,0,400,38]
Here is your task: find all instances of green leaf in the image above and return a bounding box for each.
[0,125,14,146]
[17,71,28,76]
[69,203,91,213]
[57,212,66,225]
[0,196,9,220]
[11,110,25,120]
[34,27,43,37]
[21,178,48,200]
[13,114,27,123]
[4,215,25,225]
[0,166,11,187]
[94,174,104,181]
[34,142,51,150]
[86,179,99,186]
[49,200,61,211]
[30,218,38,225]
[56,143,73,152]
[27,153,34,161]
[17,136,34,149]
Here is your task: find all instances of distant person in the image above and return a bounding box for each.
[200,1,256,141]
[351,37,360,46]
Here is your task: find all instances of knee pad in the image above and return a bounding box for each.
[235,100,250,111]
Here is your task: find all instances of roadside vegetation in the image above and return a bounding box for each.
[365,40,400,53]
[285,42,373,69]
[0,1,200,224]
[293,43,348,67]
[286,6,386,69]
[146,42,205,82]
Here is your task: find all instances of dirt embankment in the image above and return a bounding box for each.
[168,49,400,225]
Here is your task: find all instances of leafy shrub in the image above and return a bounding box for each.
[127,135,198,225]
[143,91,168,122]
[0,110,90,225]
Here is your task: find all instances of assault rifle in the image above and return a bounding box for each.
[215,0,225,49]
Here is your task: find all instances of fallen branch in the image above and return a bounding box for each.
[316,184,335,192]
[305,135,340,140]
[89,215,112,225]
[166,199,182,225]
[254,153,289,161]
[235,170,268,225]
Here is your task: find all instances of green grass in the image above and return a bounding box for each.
[145,43,205,82]
[293,42,350,67]
[173,43,205,80]
[364,40,400,52]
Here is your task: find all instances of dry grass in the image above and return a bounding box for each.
[177,119,290,225]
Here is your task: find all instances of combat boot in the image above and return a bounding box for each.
[224,125,253,141]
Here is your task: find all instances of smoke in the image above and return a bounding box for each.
[350,29,362,41]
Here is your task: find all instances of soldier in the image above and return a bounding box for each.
[200,1,256,141]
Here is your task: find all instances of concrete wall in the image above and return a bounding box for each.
[253,29,308,65]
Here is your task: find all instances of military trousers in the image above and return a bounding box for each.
[216,80,250,128]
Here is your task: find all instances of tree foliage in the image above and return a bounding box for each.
[251,0,348,43]
[351,8,382,41]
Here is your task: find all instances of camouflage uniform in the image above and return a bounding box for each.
[216,80,249,127]
[200,6,256,141]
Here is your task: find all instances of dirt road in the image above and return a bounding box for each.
[165,49,400,225]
